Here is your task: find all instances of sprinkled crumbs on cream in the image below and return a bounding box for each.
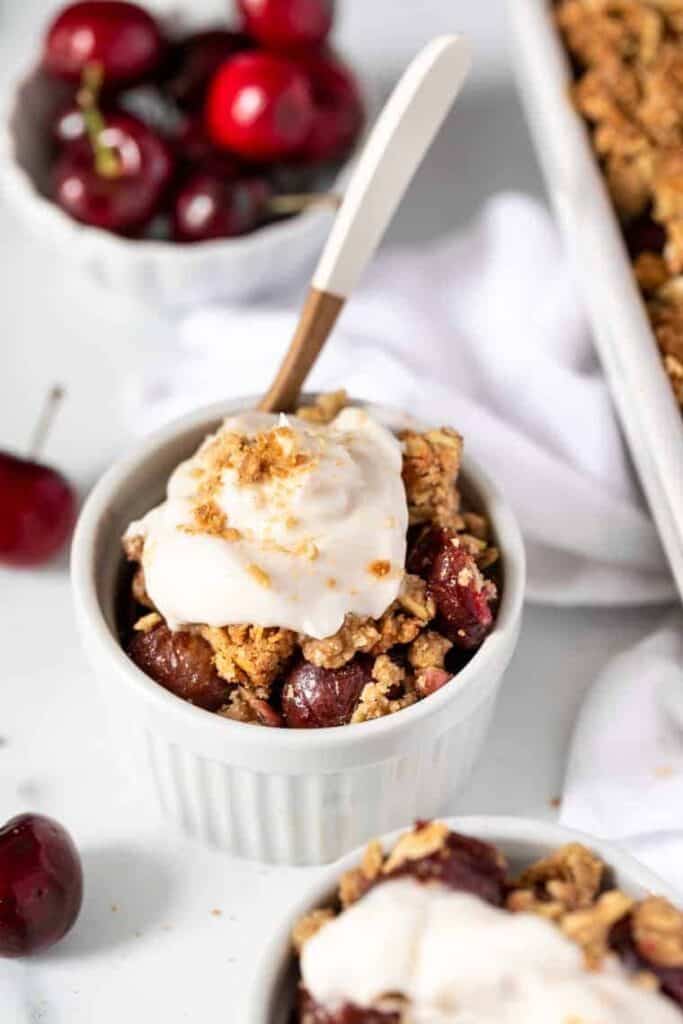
[368,560,392,578]
[247,564,272,589]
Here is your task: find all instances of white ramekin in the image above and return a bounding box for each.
[71,398,525,866]
[247,815,680,1023]
[0,55,365,308]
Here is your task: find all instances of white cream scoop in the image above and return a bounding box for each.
[125,407,408,638]
[301,878,681,1023]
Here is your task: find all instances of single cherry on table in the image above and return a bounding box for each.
[238,0,335,50]
[0,814,83,957]
[206,52,315,160]
[0,388,77,569]
[42,0,164,85]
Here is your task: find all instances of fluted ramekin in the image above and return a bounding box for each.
[71,398,525,865]
[247,815,679,1023]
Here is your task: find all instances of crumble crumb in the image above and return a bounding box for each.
[246,563,272,589]
[367,559,391,578]
[133,612,162,634]
[296,390,348,424]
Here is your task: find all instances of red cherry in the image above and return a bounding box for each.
[206,52,315,160]
[238,0,334,50]
[281,657,371,728]
[172,173,271,242]
[297,49,364,163]
[165,29,252,111]
[43,1,164,85]
[0,814,83,957]
[127,622,234,711]
[54,113,174,232]
[0,453,77,568]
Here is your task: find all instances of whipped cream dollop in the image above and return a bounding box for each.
[125,408,408,638]
[301,879,680,1023]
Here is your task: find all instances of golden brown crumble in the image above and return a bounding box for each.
[246,563,272,589]
[295,390,348,424]
[133,612,162,634]
[510,842,605,914]
[382,821,451,874]
[367,559,392,578]
[400,428,464,529]
[350,656,417,724]
[200,624,296,694]
[292,909,335,954]
[561,890,634,969]
[408,630,453,670]
[556,0,683,410]
[339,839,385,909]
[372,575,436,653]
[300,614,381,669]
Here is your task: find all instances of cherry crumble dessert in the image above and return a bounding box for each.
[555,0,683,411]
[291,821,683,1021]
[120,394,500,729]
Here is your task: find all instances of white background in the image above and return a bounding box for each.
[0,1,674,1020]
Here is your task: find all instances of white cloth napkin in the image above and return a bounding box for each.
[561,612,683,894]
[128,192,674,606]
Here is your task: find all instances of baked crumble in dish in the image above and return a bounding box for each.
[118,393,500,729]
[291,820,683,1022]
[555,0,683,410]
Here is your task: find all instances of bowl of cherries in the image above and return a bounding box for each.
[0,0,366,305]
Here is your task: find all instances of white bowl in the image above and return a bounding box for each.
[71,397,525,865]
[247,815,680,1023]
[0,59,365,308]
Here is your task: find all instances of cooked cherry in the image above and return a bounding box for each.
[0,452,77,567]
[624,211,666,258]
[172,172,271,242]
[127,622,233,711]
[298,990,397,1024]
[165,29,251,110]
[54,113,173,232]
[610,914,683,1008]
[297,49,363,163]
[238,0,334,50]
[43,1,164,85]
[205,52,315,160]
[0,813,83,957]
[383,827,507,906]
[281,657,371,728]
[408,527,495,651]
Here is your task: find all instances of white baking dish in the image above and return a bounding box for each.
[246,814,680,1023]
[506,0,683,602]
[70,397,524,866]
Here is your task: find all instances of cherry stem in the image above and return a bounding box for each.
[77,63,121,180]
[29,386,65,459]
[267,193,342,217]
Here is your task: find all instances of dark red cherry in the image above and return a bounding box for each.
[43,1,164,85]
[205,52,315,160]
[298,990,398,1024]
[624,211,666,258]
[0,452,77,567]
[172,173,271,242]
[238,0,334,50]
[281,657,372,728]
[127,622,234,711]
[382,827,507,906]
[53,113,173,232]
[297,49,364,163]
[0,813,83,957]
[408,527,496,651]
[165,29,252,110]
[610,914,683,1009]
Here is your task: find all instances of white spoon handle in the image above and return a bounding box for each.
[313,35,472,298]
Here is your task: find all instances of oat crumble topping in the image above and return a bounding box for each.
[556,0,683,411]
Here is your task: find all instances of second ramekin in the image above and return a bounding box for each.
[71,397,525,865]
[247,816,680,1024]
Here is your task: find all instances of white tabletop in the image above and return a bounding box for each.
[0,1,674,1020]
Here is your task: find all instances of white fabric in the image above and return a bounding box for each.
[128,192,675,605]
[561,613,683,895]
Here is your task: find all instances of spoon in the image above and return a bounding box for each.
[259,34,472,414]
